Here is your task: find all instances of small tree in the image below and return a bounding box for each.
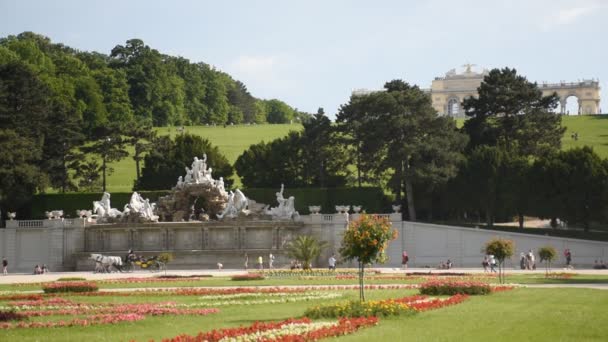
[538,246,557,277]
[484,238,515,284]
[285,236,327,270]
[340,214,397,301]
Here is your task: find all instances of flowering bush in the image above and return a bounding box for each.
[0,310,27,322]
[406,294,469,311]
[56,277,87,282]
[42,282,99,293]
[419,281,491,295]
[159,317,378,342]
[231,273,265,281]
[339,214,397,301]
[305,299,412,318]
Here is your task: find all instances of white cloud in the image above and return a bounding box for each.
[540,0,605,31]
[231,55,278,77]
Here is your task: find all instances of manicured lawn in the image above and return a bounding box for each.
[1,286,607,341]
[338,288,608,341]
[2,272,608,292]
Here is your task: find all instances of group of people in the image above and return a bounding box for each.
[243,253,275,270]
[482,255,498,272]
[438,259,453,269]
[33,264,49,275]
[520,250,537,270]
[593,260,607,269]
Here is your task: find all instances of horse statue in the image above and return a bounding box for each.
[89,253,124,273]
[217,189,249,219]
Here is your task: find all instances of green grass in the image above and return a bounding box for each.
[2,273,607,292]
[338,288,608,341]
[105,123,301,192]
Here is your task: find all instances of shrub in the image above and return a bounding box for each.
[305,300,413,318]
[419,281,491,295]
[56,277,87,281]
[0,310,27,322]
[42,281,99,293]
[231,273,265,281]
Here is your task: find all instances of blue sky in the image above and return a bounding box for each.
[1,0,606,117]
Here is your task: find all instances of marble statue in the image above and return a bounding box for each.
[176,176,184,189]
[217,189,249,219]
[92,192,122,221]
[266,184,299,220]
[123,192,159,222]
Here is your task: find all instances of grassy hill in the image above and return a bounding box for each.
[104,116,607,192]
[105,124,302,192]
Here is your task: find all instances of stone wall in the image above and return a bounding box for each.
[2,216,608,272]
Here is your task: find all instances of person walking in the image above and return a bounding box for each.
[244,253,249,270]
[258,255,263,270]
[489,255,497,273]
[2,258,7,275]
[268,253,275,269]
[401,251,409,269]
[482,256,489,272]
[564,249,573,269]
[328,254,336,271]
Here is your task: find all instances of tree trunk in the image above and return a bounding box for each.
[135,157,141,180]
[358,261,365,301]
[485,210,493,228]
[356,144,361,188]
[102,157,107,192]
[518,213,524,229]
[405,178,416,222]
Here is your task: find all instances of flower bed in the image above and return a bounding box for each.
[305,299,412,318]
[42,282,99,294]
[231,273,265,281]
[419,281,491,295]
[0,313,145,329]
[305,294,470,318]
[0,310,27,322]
[159,317,378,342]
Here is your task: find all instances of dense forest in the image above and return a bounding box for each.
[0,32,302,129]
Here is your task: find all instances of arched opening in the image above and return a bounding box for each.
[564,95,580,115]
[447,98,460,117]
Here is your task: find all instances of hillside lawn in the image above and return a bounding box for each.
[102,116,607,193]
[105,123,302,192]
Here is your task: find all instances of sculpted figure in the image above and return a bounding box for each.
[184,167,193,183]
[176,176,184,188]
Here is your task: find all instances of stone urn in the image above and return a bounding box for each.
[45,211,53,220]
[308,205,321,214]
[392,204,402,213]
[352,205,362,213]
[8,212,16,220]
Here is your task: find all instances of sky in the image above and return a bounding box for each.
[1,0,607,118]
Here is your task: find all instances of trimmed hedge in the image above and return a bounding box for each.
[231,274,265,281]
[42,281,99,293]
[419,281,491,295]
[22,187,390,219]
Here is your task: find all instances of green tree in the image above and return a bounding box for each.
[0,130,48,215]
[265,99,295,123]
[124,119,156,181]
[136,133,233,190]
[340,214,397,301]
[80,124,129,191]
[529,147,608,231]
[462,67,565,157]
[337,80,467,221]
[484,238,514,284]
[73,160,102,192]
[538,246,557,276]
[285,236,328,271]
